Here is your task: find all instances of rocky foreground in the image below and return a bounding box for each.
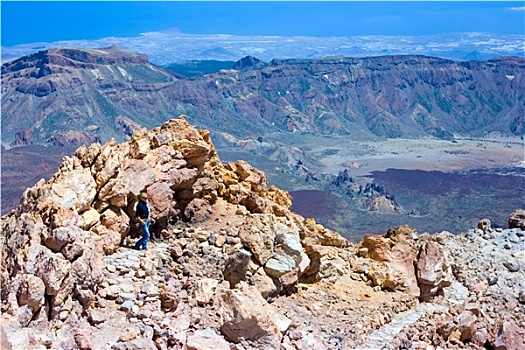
[1,116,524,350]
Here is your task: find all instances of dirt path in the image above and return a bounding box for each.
[353,281,469,350]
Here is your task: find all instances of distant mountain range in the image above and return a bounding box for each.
[2,31,524,65]
[1,46,524,149]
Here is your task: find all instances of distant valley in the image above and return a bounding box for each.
[1,46,524,238]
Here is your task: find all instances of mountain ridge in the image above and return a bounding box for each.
[2,45,150,73]
[1,46,182,147]
[2,46,524,149]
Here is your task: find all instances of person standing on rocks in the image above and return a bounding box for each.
[134,192,151,250]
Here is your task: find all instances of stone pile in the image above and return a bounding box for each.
[388,220,525,349]
[1,116,524,349]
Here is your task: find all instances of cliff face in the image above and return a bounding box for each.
[2,48,524,148]
[1,46,150,75]
[178,55,524,139]
[1,46,181,146]
[1,117,524,349]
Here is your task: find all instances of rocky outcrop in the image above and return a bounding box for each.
[232,55,265,70]
[358,226,419,295]
[416,240,452,301]
[0,116,349,349]
[1,117,524,349]
[355,225,453,300]
[2,46,150,75]
[326,169,402,213]
[508,209,525,230]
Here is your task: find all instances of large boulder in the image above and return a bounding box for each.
[508,209,525,230]
[359,226,420,296]
[264,224,304,278]
[50,168,97,213]
[493,321,525,350]
[416,240,453,301]
[217,282,291,349]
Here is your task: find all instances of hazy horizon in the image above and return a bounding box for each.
[2,1,524,46]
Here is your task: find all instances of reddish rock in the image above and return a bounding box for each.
[416,240,452,301]
[279,269,299,293]
[147,181,174,221]
[456,310,477,341]
[183,198,212,222]
[159,280,180,311]
[361,227,420,295]
[493,321,525,350]
[74,327,94,350]
[121,159,157,195]
[100,207,130,239]
[98,178,129,208]
[218,282,288,348]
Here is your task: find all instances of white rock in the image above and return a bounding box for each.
[120,300,135,312]
[119,292,136,301]
[194,278,219,306]
[89,310,106,325]
[265,254,298,278]
[186,328,231,350]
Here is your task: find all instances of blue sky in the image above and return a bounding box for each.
[1,1,524,47]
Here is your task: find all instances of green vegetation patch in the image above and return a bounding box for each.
[121,64,171,83]
[93,90,118,118]
[434,92,452,113]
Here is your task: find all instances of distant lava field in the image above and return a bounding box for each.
[292,168,525,241]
